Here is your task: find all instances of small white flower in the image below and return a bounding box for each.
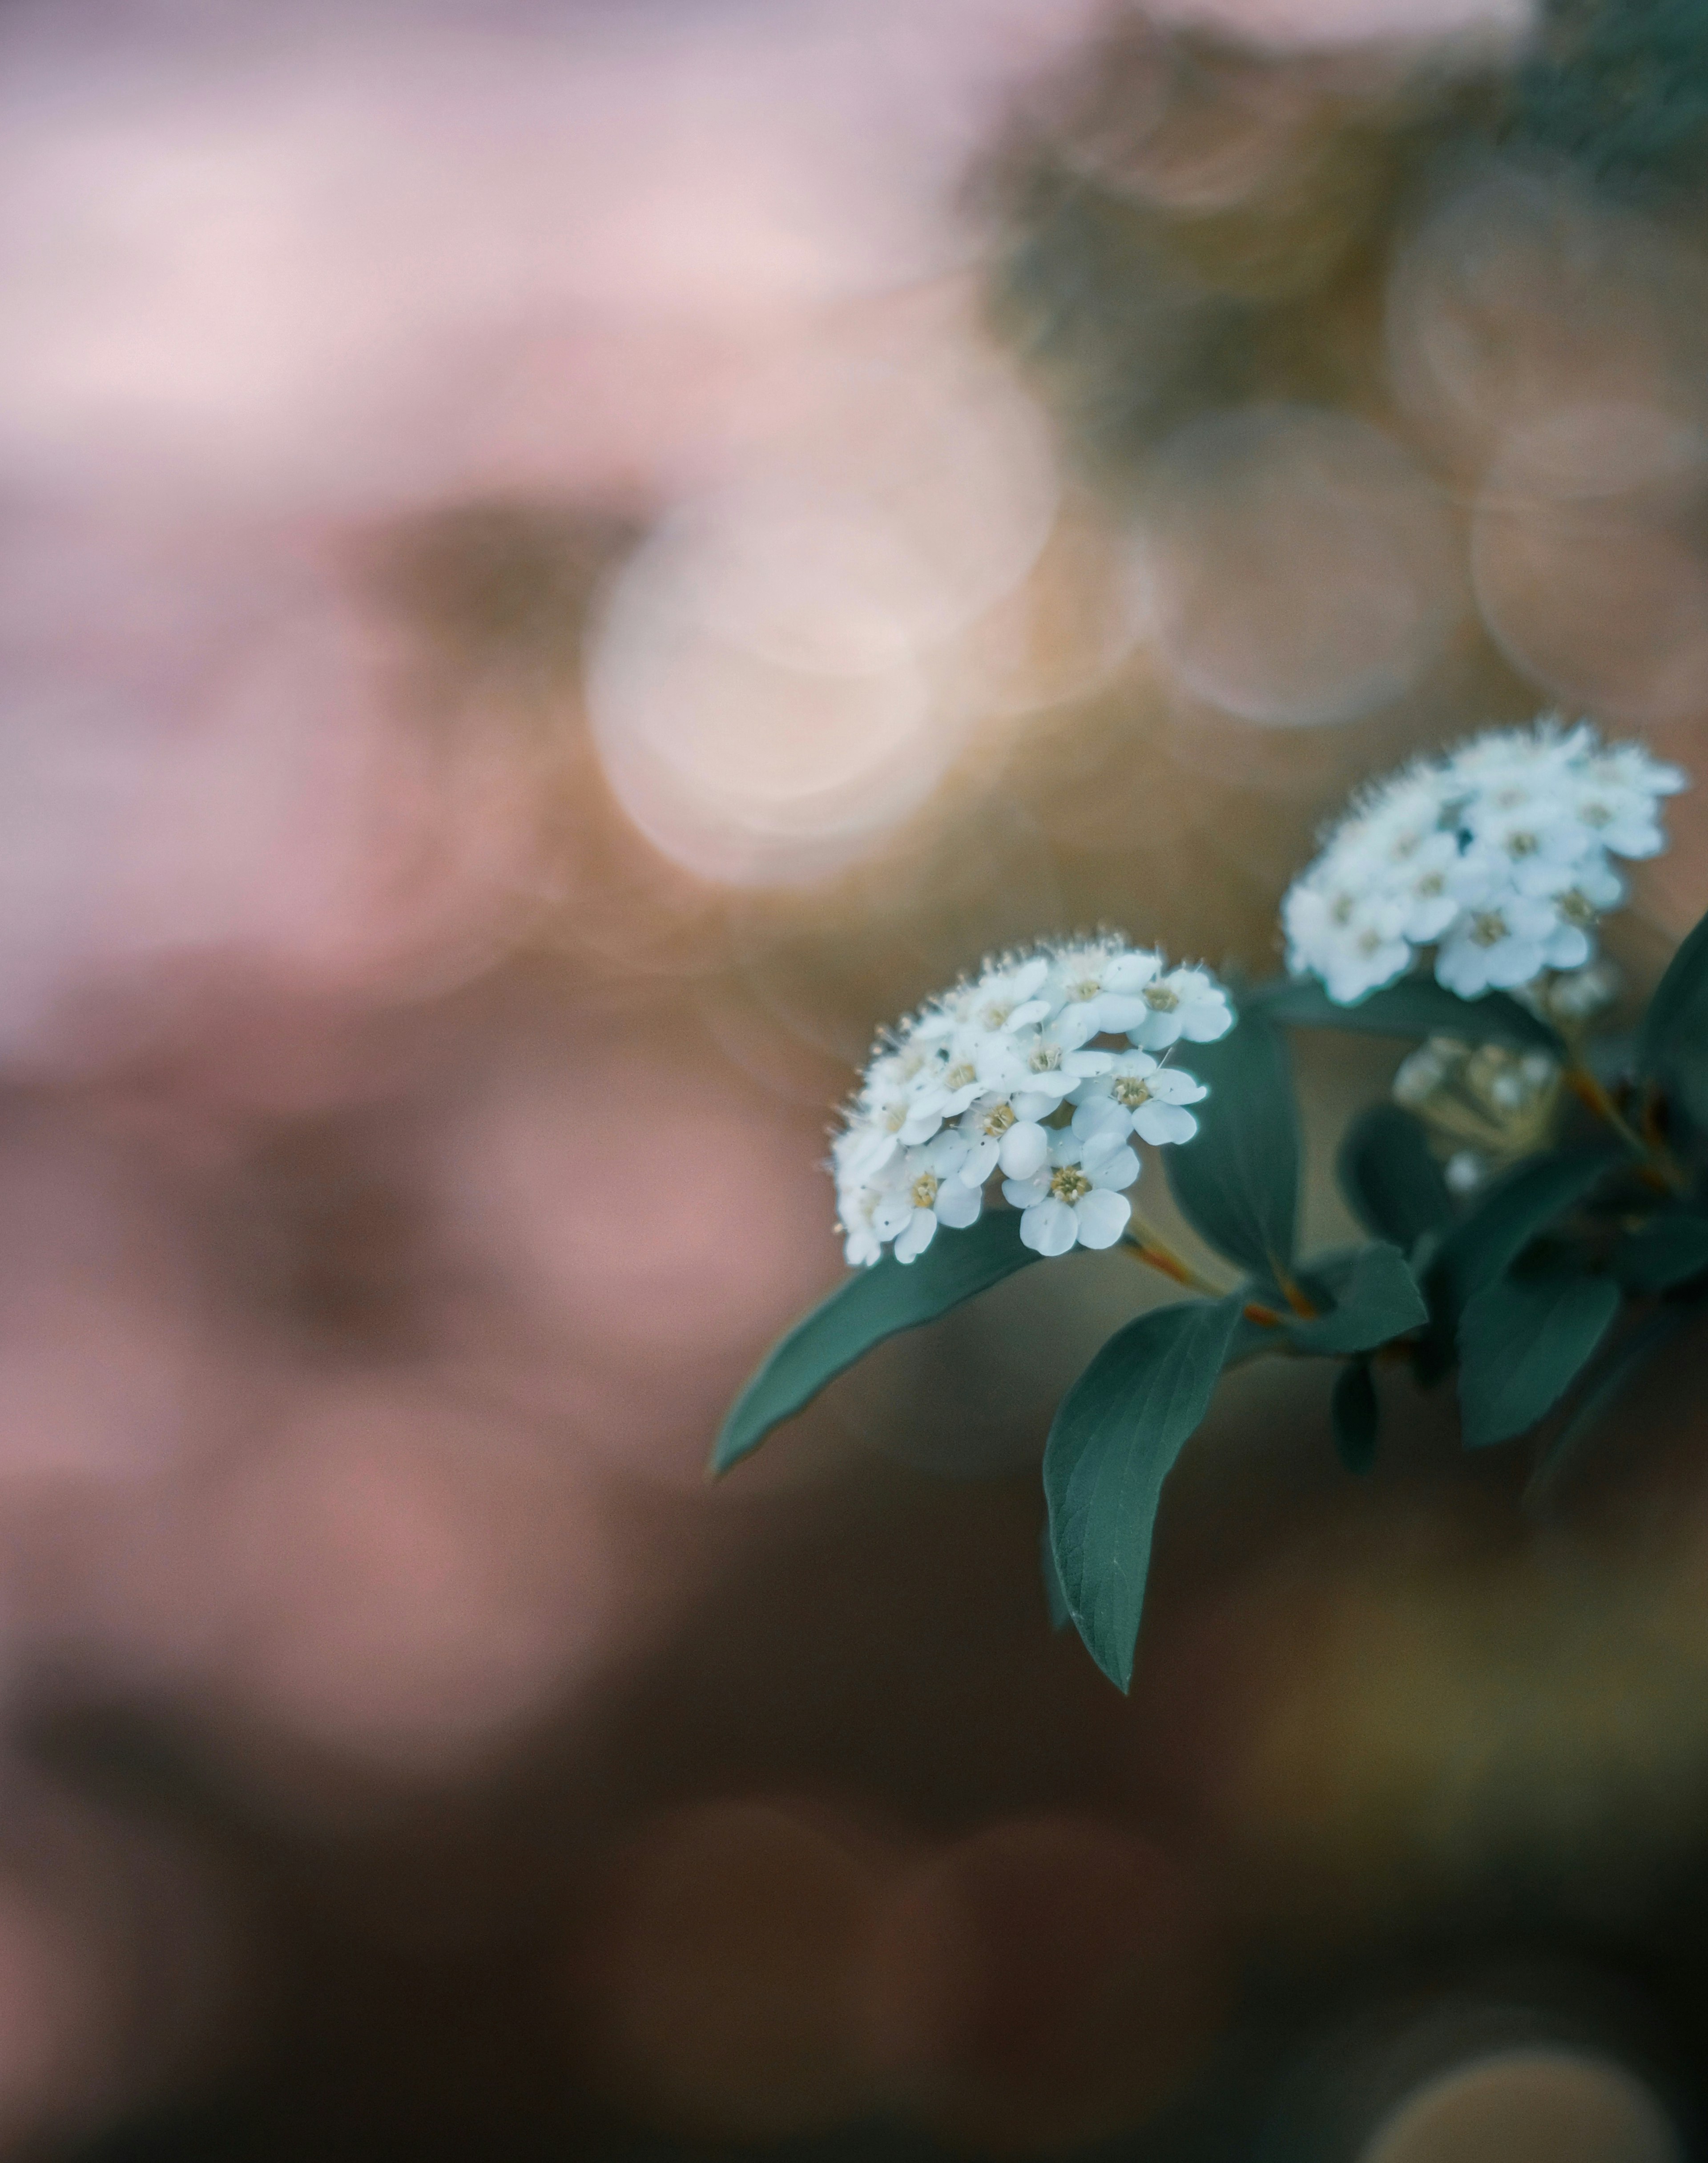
[955,1092,1051,1187]
[1568,746,1685,858]
[914,955,1052,1042]
[1283,876,1413,1003]
[887,1130,984,1265]
[1127,965,1236,1050]
[1047,938,1164,1036]
[990,1011,1113,1121]
[1002,1131,1139,1257]
[838,1045,953,1179]
[1070,1051,1206,1146]
[1435,894,1563,998]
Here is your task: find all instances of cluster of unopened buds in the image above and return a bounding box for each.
[1281,720,1685,1003]
[832,942,1234,1264]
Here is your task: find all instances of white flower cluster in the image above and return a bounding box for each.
[1282,720,1686,1004]
[831,940,1234,1266]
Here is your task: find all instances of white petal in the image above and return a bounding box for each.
[871,1193,914,1239]
[1543,922,1592,970]
[959,1135,999,1186]
[927,1128,973,1177]
[1087,994,1149,1035]
[1002,1175,1048,1209]
[1071,1099,1127,1142]
[1104,952,1162,992]
[998,1121,1050,1179]
[1054,1007,1101,1052]
[1085,1141,1140,1190]
[1010,1089,1061,1122]
[934,1177,983,1229]
[1486,937,1549,990]
[894,1210,938,1265]
[1020,1198,1079,1257]
[1179,995,1235,1043]
[1073,1189,1132,1249]
[1134,1100,1198,1146]
[898,1108,945,1146]
[1434,940,1490,999]
[1148,1067,1205,1104]
[1007,997,1053,1031]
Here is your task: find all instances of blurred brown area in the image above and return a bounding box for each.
[2,1,1708,2159]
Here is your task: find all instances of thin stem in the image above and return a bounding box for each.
[1119,1216,1229,1301]
[1119,1216,1282,1329]
[1564,1064,1687,1192]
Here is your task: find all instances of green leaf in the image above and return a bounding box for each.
[1040,1523,1072,1632]
[1458,1265,1622,1449]
[1528,1306,1694,1500]
[712,1211,1039,1474]
[1337,1104,1455,1253]
[1285,1242,1428,1356]
[1251,975,1563,1052]
[1331,1360,1379,1474]
[1044,1297,1242,1691]
[1614,1212,1708,1294]
[1164,1006,1298,1275]
[1427,1144,1623,1325]
[1637,904,1708,1115]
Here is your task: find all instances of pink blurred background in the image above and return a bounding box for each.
[5,1,1708,2156]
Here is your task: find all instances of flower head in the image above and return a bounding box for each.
[830,937,1234,1265]
[1069,1051,1206,1146]
[1001,1131,1139,1257]
[1283,717,1686,1006]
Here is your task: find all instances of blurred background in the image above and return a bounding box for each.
[6,0,1708,2155]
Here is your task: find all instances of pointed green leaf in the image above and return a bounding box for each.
[1458,1265,1621,1449]
[1331,1360,1379,1474]
[1040,1522,1072,1633]
[712,1212,1039,1474]
[1613,1212,1708,1294]
[1427,1144,1623,1324]
[1337,1104,1454,1253]
[1044,1296,1242,1690]
[1285,1242,1427,1355]
[1252,975,1563,1052]
[1529,1306,1693,1499]
[1638,904,1708,1112]
[1164,1006,1298,1275]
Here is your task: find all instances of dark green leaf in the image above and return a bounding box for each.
[1613,1212,1708,1294]
[1458,1265,1622,1449]
[712,1211,1039,1474]
[1040,1523,1072,1632]
[1285,1241,1428,1355]
[1427,1145,1623,1325]
[1044,1296,1242,1690]
[1638,903,1708,1102]
[1528,1306,1695,1502]
[1251,975,1563,1052]
[1331,1360,1379,1474]
[1164,1007,1298,1275]
[1223,1302,1289,1365]
[1337,1104,1455,1253]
